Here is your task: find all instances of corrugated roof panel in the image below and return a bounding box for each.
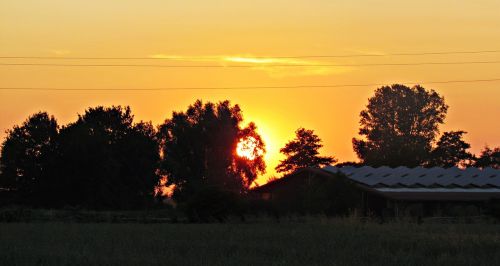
[400,167,426,186]
[486,174,500,187]
[462,168,482,178]
[416,167,446,186]
[323,165,500,189]
[451,176,473,187]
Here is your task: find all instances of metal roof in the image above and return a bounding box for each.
[323,165,500,189]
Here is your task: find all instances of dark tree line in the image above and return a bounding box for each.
[0,107,160,209]
[0,86,499,212]
[0,112,58,201]
[0,101,266,211]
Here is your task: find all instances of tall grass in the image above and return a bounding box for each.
[1,221,500,265]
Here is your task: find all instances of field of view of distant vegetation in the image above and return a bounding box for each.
[1,220,500,266]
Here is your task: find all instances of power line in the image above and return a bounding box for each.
[1,49,500,60]
[2,61,500,68]
[1,78,500,91]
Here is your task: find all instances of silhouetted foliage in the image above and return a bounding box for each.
[276,128,336,174]
[184,186,246,222]
[475,146,500,169]
[335,161,363,168]
[44,106,160,209]
[0,112,58,202]
[158,100,266,203]
[428,131,473,167]
[353,84,448,167]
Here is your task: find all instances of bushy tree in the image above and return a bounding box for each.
[45,106,160,209]
[0,112,58,201]
[428,131,473,167]
[276,128,336,174]
[353,84,448,167]
[158,100,266,202]
[475,146,500,169]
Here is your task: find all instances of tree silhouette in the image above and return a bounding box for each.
[0,112,58,201]
[475,146,500,169]
[157,100,266,202]
[428,131,473,167]
[276,128,336,174]
[353,84,448,167]
[45,106,160,209]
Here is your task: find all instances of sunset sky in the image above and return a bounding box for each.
[1,0,499,184]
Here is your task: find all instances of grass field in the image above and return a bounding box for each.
[1,220,500,266]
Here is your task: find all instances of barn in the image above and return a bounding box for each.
[253,166,500,217]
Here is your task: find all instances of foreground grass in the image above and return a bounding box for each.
[1,221,500,266]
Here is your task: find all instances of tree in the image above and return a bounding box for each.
[45,106,160,209]
[475,146,500,169]
[276,128,336,174]
[0,112,58,201]
[353,84,448,167]
[157,100,266,202]
[428,131,473,167]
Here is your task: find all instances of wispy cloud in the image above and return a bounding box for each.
[225,56,352,78]
[149,54,353,77]
[50,49,71,55]
[346,49,386,56]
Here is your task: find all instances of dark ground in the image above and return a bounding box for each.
[1,219,500,266]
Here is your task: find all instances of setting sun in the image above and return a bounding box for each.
[236,136,263,160]
[1,0,500,183]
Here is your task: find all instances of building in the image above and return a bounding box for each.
[252,167,362,216]
[253,166,500,217]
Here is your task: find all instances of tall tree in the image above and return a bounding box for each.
[45,106,160,209]
[0,112,58,201]
[276,128,336,174]
[475,146,500,169]
[428,131,473,167]
[353,84,448,167]
[158,100,266,202]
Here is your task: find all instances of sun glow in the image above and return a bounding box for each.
[236,136,263,160]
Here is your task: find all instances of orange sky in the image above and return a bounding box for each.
[1,0,499,184]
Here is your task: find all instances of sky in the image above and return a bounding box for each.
[1,0,500,184]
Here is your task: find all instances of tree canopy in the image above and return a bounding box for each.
[353,84,448,167]
[428,131,473,168]
[158,100,266,202]
[0,112,58,200]
[47,106,160,209]
[276,128,336,174]
[475,146,500,169]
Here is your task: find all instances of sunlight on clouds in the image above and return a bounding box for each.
[224,56,353,77]
[224,56,291,64]
[149,54,353,77]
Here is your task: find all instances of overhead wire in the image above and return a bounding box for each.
[1,61,500,68]
[1,49,500,60]
[1,78,500,91]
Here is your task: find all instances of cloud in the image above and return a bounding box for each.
[223,55,352,77]
[346,49,386,56]
[50,49,71,55]
[149,54,353,77]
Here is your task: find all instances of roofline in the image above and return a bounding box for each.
[252,167,336,192]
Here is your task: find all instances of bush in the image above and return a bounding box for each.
[183,187,247,222]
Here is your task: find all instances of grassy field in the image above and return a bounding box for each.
[1,221,500,266]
